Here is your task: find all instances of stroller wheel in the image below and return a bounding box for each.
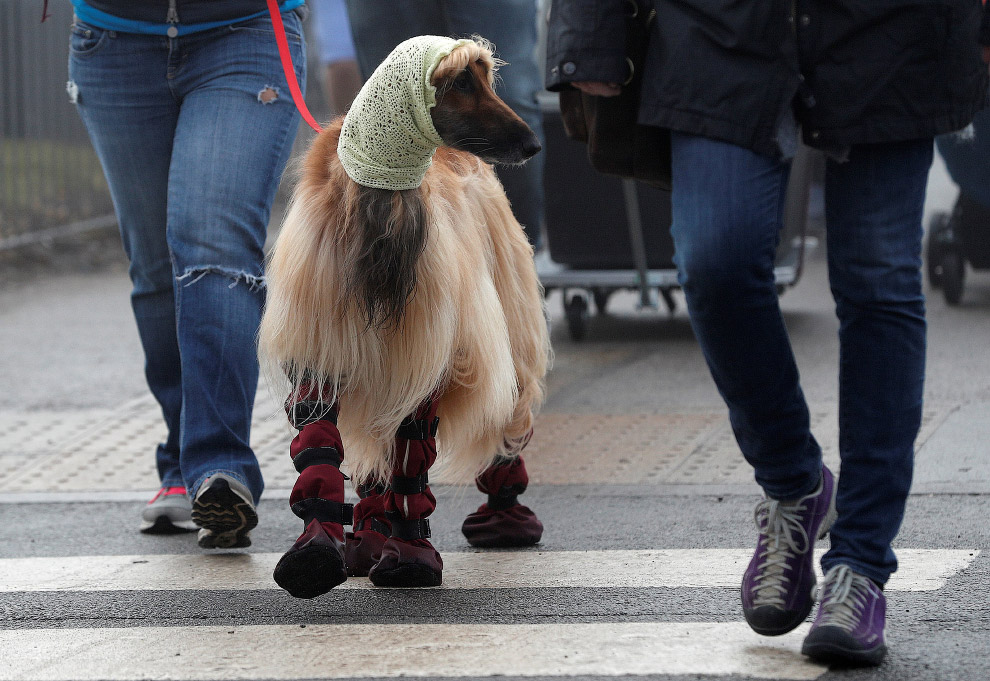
[925,212,952,288]
[942,250,966,306]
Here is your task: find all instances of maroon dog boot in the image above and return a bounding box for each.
[368,399,443,587]
[273,389,352,599]
[462,449,543,548]
[344,481,390,577]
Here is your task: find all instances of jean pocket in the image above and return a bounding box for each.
[69,19,109,56]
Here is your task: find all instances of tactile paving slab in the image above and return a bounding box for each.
[0,396,947,494]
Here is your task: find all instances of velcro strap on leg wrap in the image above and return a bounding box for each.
[292,446,343,473]
[487,492,520,511]
[289,400,338,429]
[355,517,391,535]
[385,512,431,540]
[390,472,429,496]
[358,481,387,498]
[291,498,354,526]
[396,416,439,440]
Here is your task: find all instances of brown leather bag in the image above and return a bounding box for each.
[557,0,671,191]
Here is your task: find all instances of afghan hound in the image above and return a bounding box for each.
[259,36,551,596]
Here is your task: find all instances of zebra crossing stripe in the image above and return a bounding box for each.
[0,622,826,680]
[0,548,976,593]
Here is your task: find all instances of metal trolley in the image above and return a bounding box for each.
[538,98,816,341]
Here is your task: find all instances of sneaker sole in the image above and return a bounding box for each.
[139,515,199,534]
[192,478,258,549]
[743,603,817,637]
[802,639,887,667]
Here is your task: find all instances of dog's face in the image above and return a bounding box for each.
[431,58,541,166]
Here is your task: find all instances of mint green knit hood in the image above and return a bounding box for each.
[338,36,474,190]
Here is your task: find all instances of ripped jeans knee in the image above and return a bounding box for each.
[176,266,266,292]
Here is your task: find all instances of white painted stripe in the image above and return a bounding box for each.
[0,622,826,680]
[0,548,976,593]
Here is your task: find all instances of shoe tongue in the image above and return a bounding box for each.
[820,568,869,628]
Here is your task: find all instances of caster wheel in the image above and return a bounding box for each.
[564,293,590,341]
[942,251,965,306]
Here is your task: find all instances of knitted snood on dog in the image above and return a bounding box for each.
[338,35,473,190]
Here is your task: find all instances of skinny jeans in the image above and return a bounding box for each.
[670,132,931,584]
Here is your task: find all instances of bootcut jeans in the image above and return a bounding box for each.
[69,10,305,504]
[669,132,932,585]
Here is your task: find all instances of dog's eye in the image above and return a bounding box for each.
[452,72,472,92]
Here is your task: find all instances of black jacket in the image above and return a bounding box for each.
[83,1,280,25]
[546,0,990,157]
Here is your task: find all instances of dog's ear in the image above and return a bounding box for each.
[347,185,428,329]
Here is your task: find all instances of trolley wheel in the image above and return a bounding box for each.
[926,212,951,288]
[591,288,612,314]
[942,250,966,306]
[564,293,590,341]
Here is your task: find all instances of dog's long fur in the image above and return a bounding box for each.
[259,40,550,486]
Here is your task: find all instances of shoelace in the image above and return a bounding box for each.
[750,498,811,607]
[814,565,873,631]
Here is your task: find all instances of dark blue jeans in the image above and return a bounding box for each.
[344,0,546,247]
[69,12,305,503]
[670,133,931,584]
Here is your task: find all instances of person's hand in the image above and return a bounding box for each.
[573,81,622,97]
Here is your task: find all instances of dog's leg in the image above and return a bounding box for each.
[344,480,390,577]
[367,397,443,588]
[461,430,544,547]
[272,383,351,598]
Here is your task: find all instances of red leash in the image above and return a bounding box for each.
[267,0,323,133]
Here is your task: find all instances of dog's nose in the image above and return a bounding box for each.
[521,133,542,158]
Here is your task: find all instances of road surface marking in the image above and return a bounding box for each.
[0,548,976,592]
[0,622,826,680]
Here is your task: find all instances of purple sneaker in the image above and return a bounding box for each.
[741,465,837,635]
[802,565,887,666]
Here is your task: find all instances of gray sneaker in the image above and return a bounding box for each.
[741,465,838,635]
[140,486,198,534]
[191,473,258,549]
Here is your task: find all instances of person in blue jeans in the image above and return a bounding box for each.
[548,0,990,667]
[344,0,546,250]
[68,0,307,548]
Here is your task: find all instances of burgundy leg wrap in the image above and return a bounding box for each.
[368,398,443,587]
[273,391,351,599]
[344,482,389,577]
[461,432,543,547]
